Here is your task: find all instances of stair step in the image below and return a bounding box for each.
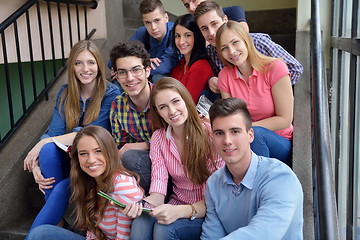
[28,183,45,210]
[0,209,40,240]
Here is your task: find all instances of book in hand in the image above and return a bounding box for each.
[97,191,152,212]
[196,95,213,117]
[52,138,71,152]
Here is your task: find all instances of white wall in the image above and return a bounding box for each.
[0,0,107,63]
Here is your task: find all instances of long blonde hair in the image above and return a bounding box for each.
[70,126,141,239]
[60,40,107,130]
[150,77,217,185]
[216,21,276,72]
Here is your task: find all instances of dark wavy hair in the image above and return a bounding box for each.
[110,40,150,71]
[172,14,208,67]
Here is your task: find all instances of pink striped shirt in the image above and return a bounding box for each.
[86,173,143,240]
[149,121,224,205]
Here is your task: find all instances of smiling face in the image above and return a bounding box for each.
[196,10,227,46]
[219,28,249,68]
[212,113,253,168]
[74,50,98,87]
[142,7,169,41]
[182,0,205,14]
[174,25,194,59]
[115,56,150,98]
[77,135,106,183]
[154,88,189,130]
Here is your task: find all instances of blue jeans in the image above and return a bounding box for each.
[122,150,152,195]
[130,213,204,240]
[199,89,221,103]
[28,143,71,234]
[251,126,292,166]
[150,74,168,83]
[27,224,85,240]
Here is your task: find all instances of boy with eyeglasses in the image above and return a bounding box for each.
[109,40,153,194]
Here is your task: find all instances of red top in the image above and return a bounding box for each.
[171,58,213,103]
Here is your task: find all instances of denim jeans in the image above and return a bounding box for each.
[27,224,85,240]
[251,126,292,166]
[122,149,152,195]
[130,213,204,240]
[27,143,71,235]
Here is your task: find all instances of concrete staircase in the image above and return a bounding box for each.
[0,2,311,240]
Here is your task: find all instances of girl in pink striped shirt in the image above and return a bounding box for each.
[128,77,224,240]
[27,126,143,240]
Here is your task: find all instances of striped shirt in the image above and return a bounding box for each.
[206,33,303,84]
[110,83,152,149]
[149,122,225,205]
[86,173,143,240]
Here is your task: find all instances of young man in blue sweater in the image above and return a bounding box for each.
[201,97,304,240]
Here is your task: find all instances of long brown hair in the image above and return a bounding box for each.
[216,21,276,72]
[60,40,107,130]
[150,77,217,184]
[70,126,140,239]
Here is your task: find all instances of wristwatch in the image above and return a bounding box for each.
[189,204,197,220]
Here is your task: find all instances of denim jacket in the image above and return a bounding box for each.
[42,82,120,139]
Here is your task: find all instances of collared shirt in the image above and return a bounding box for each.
[149,122,224,205]
[130,22,179,76]
[86,173,143,240]
[201,152,304,240]
[218,59,293,140]
[206,33,303,84]
[110,83,152,149]
[42,82,120,139]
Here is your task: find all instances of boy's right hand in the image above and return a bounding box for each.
[150,58,162,70]
[208,76,220,93]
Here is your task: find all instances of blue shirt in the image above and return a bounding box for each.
[223,6,247,22]
[42,82,120,138]
[201,152,303,240]
[130,21,178,76]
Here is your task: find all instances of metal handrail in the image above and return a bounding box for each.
[0,0,97,148]
[310,0,339,239]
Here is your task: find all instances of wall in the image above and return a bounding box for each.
[0,0,107,63]
[163,0,297,16]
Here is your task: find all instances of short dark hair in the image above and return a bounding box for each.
[194,0,226,24]
[209,98,252,131]
[139,0,165,15]
[109,40,150,71]
[172,14,207,67]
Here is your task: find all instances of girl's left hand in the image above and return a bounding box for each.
[150,204,181,225]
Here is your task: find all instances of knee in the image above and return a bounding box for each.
[39,143,67,168]
[252,126,268,135]
[39,143,57,162]
[122,150,150,170]
[27,224,54,240]
[153,223,167,238]
[51,179,70,197]
[130,214,155,240]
